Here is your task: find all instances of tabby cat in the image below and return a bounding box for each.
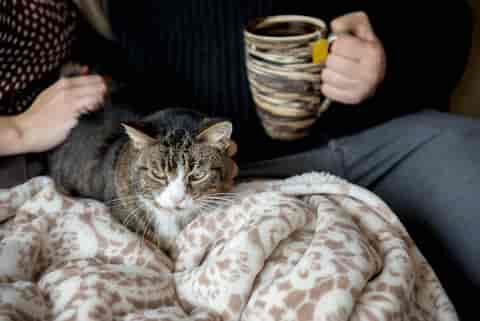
[48,64,237,251]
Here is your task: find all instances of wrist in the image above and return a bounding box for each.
[9,114,33,154]
[0,116,24,156]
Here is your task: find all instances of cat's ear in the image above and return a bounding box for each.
[122,123,156,150]
[196,121,233,150]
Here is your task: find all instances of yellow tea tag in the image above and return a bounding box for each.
[312,39,329,64]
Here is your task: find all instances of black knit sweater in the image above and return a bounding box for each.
[91,0,472,163]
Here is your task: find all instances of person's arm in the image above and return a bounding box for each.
[0,75,107,157]
[0,117,25,156]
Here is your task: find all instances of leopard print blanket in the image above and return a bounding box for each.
[0,173,458,321]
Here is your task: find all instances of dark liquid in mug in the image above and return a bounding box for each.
[253,22,319,37]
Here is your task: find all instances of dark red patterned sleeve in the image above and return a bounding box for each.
[0,0,79,115]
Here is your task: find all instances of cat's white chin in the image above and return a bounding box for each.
[155,206,200,251]
[153,194,195,210]
[140,196,198,247]
[164,199,195,210]
[143,197,196,217]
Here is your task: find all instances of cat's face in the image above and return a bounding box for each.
[123,121,234,214]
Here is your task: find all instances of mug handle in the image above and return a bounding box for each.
[315,32,349,116]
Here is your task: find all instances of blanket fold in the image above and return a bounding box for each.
[0,173,458,321]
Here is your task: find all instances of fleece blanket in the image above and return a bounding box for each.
[0,173,458,321]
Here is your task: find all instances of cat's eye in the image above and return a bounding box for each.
[191,170,209,183]
[151,170,167,182]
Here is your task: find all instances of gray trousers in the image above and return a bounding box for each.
[240,109,480,319]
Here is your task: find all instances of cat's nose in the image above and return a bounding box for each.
[173,195,187,209]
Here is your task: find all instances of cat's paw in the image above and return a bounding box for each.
[60,62,89,78]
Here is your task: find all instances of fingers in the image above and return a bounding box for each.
[322,53,382,105]
[321,68,360,90]
[69,84,107,102]
[330,11,377,42]
[320,12,386,105]
[70,95,105,116]
[55,75,106,90]
[330,34,369,61]
[321,54,381,105]
[325,54,365,79]
[64,117,79,130]
[226,140,238,157]
[53,75,107,115]
[321,82,371,105]
[330,34,384,68]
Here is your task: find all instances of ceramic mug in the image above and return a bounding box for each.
[244,15,339,141]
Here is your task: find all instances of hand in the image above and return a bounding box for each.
[225,139,239,189]
[321,11,386,105]
[13,75,107,153]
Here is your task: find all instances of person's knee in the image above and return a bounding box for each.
[391,110,480,135]
[434,128,479,160]
[373,127,480,287]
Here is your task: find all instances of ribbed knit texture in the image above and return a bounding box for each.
[108,1,345,162]
[111,1,274,142]
[106,1,472,162]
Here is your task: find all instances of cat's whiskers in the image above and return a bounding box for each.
[105,195,140,206]
[122,207,143,229]
[208,198,234,203]
[106,194,140,202]
[204,193,237,198]
[197,206,217,214]
[198,196,234,203]
[195,202,217,211]
[105,190,156,209]
[194,198,216,207]
[203,192,238,200]
[132,215,148,251]
[208,192,239,199]
[195,200,228,212]
[107,199,138,210]
[196,199,228,206]
[140,214,154,251]
[107,201,143,214]
[208,192,239,196]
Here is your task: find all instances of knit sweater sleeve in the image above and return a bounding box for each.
[367,1,473,113]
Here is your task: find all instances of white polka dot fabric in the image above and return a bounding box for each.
[0,0,78,114]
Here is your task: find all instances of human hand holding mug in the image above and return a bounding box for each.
[322,12,386,105]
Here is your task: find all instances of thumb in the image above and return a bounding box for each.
[331,11,378,42]
[226,139,238,157]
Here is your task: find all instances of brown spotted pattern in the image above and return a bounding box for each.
[0,173,458,321]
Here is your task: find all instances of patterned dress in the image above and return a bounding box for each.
[0,0,78,115]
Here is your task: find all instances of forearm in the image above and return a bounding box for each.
[0,116,29,156]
